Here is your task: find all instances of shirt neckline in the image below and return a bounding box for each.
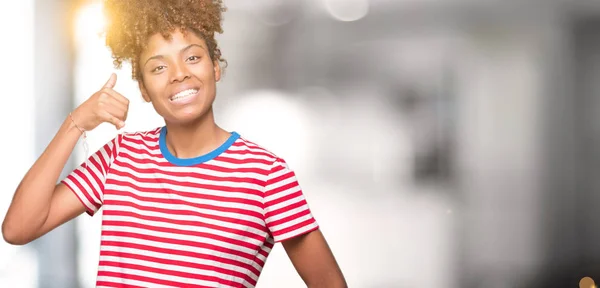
[159,126,240,166]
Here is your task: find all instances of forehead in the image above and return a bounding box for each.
[141,29,207,59]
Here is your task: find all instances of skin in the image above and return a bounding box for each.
[137,29,231,159]
[1,74,128,245]
[2,28,346,287]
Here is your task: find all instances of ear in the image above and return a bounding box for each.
[138,80,151,102]
[214,60,221,82]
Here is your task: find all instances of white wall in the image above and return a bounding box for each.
[0,0,38,287]
[455,24,546,286]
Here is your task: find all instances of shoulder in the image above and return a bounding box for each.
[112,127,162,149]
[232,134,291,171]
[119,127,162,141]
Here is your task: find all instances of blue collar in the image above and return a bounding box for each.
[159,127,240,166]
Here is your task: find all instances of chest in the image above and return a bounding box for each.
[100,161,270,254]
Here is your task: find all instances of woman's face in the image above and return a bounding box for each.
[138,29,221,125]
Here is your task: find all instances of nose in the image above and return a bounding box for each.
[169,60,190,83]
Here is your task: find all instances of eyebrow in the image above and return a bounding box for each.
[143,44,206,67]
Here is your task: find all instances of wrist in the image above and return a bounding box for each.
[65,113,85,136]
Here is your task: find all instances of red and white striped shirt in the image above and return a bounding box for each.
[62,127,319,287]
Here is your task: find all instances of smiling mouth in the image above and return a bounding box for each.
[170,89,198,102]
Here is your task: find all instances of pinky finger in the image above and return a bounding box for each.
[104,112,125,130]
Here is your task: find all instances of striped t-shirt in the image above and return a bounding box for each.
[62,127,319,288]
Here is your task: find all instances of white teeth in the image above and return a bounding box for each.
[170,89,198,101]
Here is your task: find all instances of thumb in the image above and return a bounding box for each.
[103,73,117,89]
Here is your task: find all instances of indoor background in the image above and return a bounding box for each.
[2,0,600,287]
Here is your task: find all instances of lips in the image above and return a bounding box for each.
[169,88,198,102]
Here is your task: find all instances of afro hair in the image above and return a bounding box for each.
[103,0,227,80]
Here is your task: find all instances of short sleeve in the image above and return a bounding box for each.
[263,158,319,242]
[61,135,121,216]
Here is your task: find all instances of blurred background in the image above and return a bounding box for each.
[2,0,600,287]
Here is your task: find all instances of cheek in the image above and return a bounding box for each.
[192,62,216,80]
[144,78,169,100]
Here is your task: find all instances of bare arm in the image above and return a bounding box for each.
[1,117,87,245]
[282,229,347,288]
[2,73,129,245]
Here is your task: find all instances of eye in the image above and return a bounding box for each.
[151,66,166,73]
[186,56,200,62]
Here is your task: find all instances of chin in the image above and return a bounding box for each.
[166,107,212,125]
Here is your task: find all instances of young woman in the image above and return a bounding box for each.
[2,0,346,287]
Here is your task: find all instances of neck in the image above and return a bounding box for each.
[163,108,230,159]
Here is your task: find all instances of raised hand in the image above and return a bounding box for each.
[71,73,130,131]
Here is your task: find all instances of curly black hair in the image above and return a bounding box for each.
[103,0,226,80]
